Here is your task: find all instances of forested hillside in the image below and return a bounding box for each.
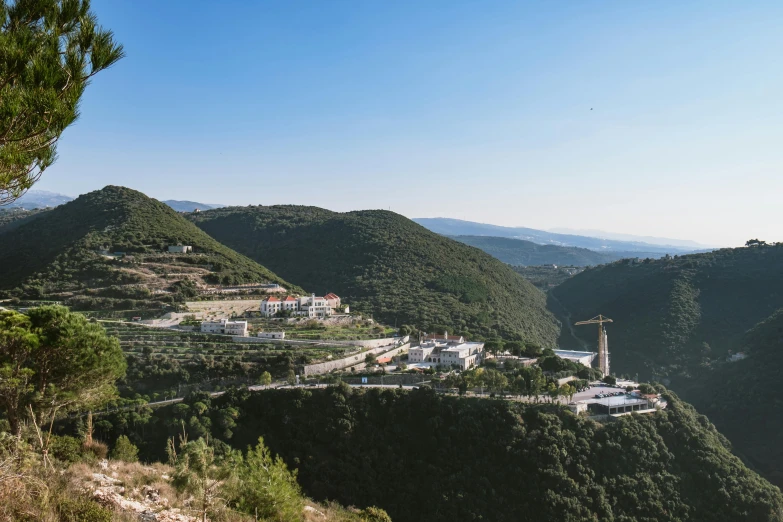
[190,206,560,344]
[0,186,300,306]
[551,244,783,381]
[682,309,783,488]
[117,386,783,522]
[451,235,615,266]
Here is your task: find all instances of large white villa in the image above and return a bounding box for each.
[408,332,484,371]
[260,293,343,318]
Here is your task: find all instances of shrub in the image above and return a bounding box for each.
[110,435,139,463]
[50,435,83,464]
[82,441,109,460]
[57,496,112,522]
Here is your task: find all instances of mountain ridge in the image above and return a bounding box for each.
[0,186,301,306]
[189,205,562,344]
[414,217,706,256]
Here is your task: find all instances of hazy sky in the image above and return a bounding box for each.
[34,1,783,247]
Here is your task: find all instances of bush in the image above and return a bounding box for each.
[82,440,109,460]
[359,506,392,522]
[50,435,83,464]
[110,435,139,463]
[57,496,112,522]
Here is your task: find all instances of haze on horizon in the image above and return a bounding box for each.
[30,0,783,248]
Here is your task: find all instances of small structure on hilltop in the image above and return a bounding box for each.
[168,245,192,253]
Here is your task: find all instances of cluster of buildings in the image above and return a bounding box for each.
[260,293,346,318]
[408,333,485,371]
[200,318,248,336]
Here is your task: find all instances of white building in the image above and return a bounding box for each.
[554,350,596,367]
[409,336,484,370]
[260,293,342,318]
[200,319,248,337]
[409,345,435,363]
[257,331,285,340]
[168,245,193,253]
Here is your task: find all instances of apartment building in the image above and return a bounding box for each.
[261,293,341,318]
[200,319,248,337]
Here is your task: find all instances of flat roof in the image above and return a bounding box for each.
[590,396,649,407]
[554,350,595,358]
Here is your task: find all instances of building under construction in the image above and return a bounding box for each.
[575,315,612,376]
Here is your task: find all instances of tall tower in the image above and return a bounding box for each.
[575,315,613,377]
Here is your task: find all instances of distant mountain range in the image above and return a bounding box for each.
[450,235,616,267]
[6,190,74,209]
[161,200,224,212]
[4,190,223,213]
[414,218,708,258]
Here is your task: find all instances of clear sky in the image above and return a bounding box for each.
[34,0,783,247]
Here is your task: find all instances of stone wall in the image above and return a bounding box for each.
[303,342,410,376]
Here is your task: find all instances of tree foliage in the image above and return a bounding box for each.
[148,386,783,522]
[0,0,124,204]
[0,306,125,434]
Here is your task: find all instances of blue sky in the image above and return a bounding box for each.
[35,0,783,246]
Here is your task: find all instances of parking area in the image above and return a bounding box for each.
[571,382,637,404]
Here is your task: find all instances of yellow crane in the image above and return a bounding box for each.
[575,315,613,376]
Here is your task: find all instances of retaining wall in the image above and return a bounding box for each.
[303,342,410,376]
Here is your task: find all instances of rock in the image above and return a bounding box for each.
[92,473,121,486]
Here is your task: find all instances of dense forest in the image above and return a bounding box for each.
[551,244,783,382]
[189,206,561,345]
[681,308,783,488]
[97,385,783,522]
[0,186,302,305]
[450,235,615,266]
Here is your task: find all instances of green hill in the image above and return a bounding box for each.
[189,206,560,344]
[125,386,783,522]
[450,235,616,266]
[682,309,783,488]
[0,186,300,307]
[550,245,783,382]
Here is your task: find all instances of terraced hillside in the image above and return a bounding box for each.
[0,186,301,311]
[105,323,357,397]
[189,206,561,345]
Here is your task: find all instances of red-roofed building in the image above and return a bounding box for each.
[261,293,343,318]
[424,331,465,343]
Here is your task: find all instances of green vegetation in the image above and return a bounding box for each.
[0,206,49,231]
[0,306,125,435]
[682,308,783,488]
[0,186,302,308]
[513,264,584,290]
[551,244,783,381]
[190,205,560,344]
[451,235,615,266]
[0,0,124,204]
[105,323,359,397]
[129,386,783,522]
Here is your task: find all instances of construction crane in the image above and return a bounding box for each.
[575,315,613,376]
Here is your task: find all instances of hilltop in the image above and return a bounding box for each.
[451,234,615,266]
[682,308,783,487]
[189,206,561,344]
[551,244,783,382]
[0,186,301,309]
